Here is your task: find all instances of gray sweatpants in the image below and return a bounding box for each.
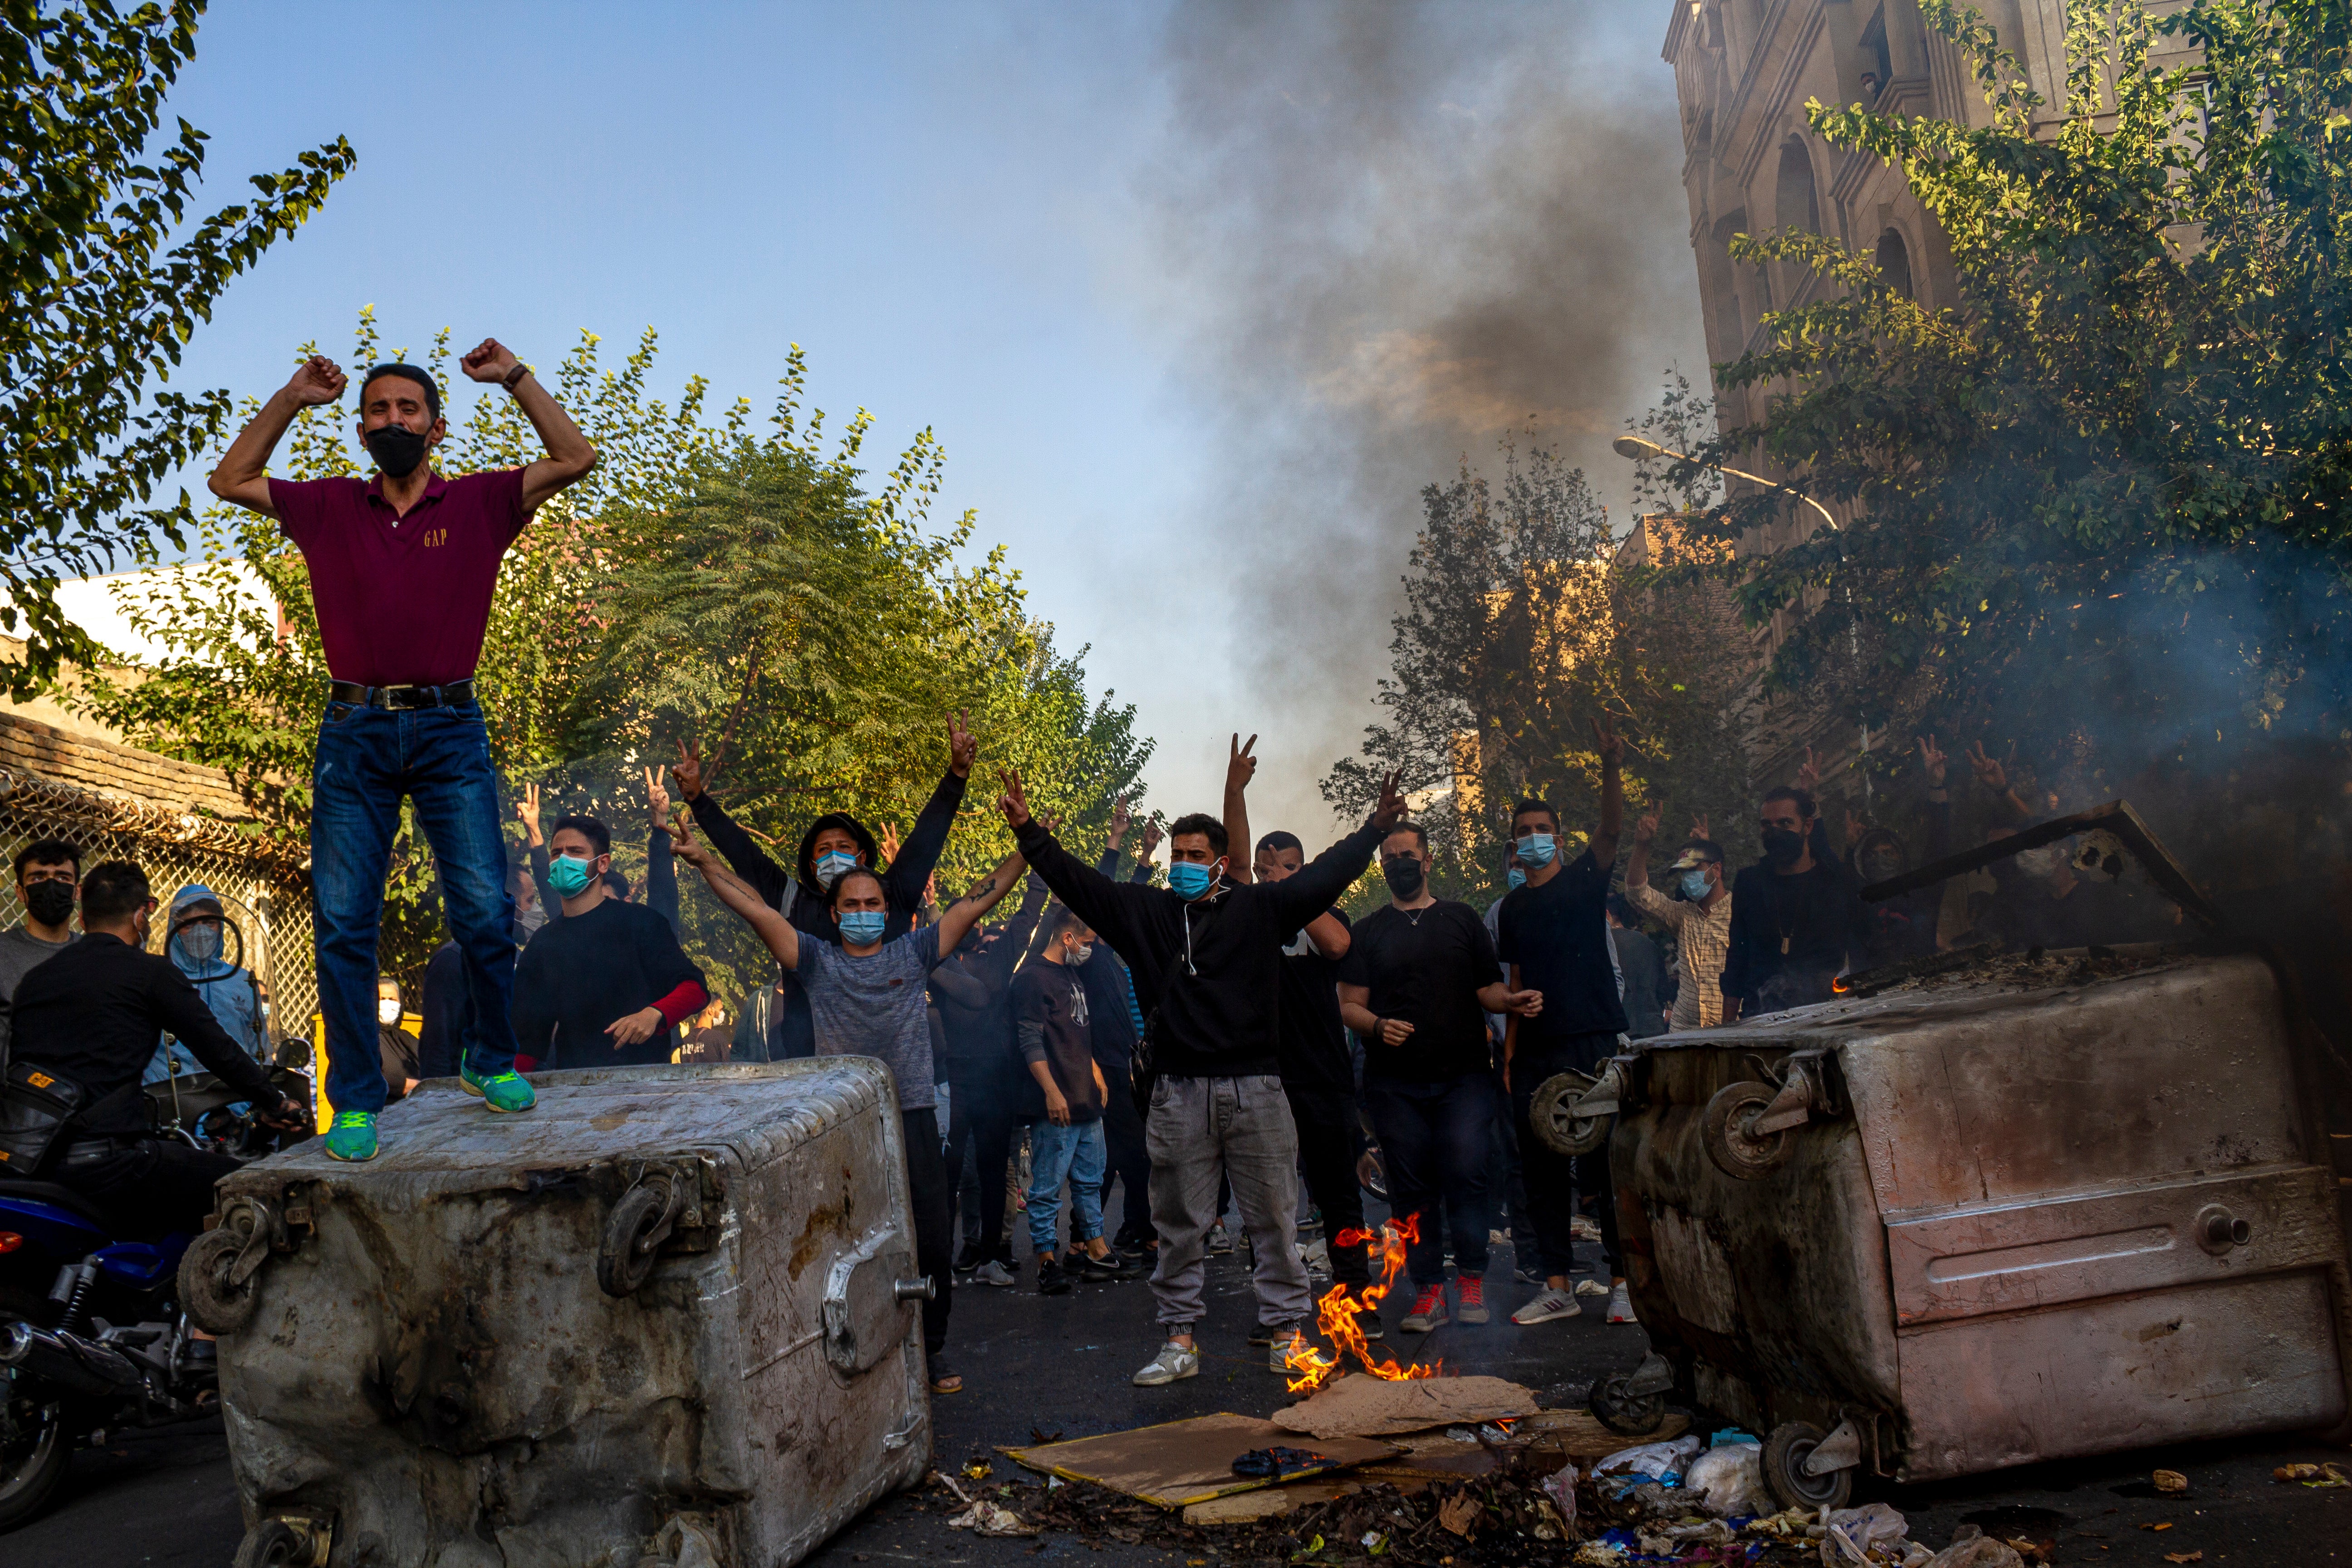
[1144,1074,1312,1332]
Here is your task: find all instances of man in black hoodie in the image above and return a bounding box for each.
[997,761,1405,1387]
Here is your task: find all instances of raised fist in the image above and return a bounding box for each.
[285,355,346,407]
[460,338,520,384]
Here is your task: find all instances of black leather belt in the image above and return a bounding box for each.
[328,678,476,710]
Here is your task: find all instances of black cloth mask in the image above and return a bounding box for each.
[1760,826,1806,866]
[1381,855,1426,899]
[363,422,432,479]
[23,881,74,927]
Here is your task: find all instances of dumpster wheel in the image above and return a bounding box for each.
[1702,1080,1792,1180]
[1761,1421,1854,1511]
[1588,1373,1669,1436]
[1530,1070,1611,1157]
[232,1514,330,1568]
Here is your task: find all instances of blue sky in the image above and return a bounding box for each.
[150,1,1704,842]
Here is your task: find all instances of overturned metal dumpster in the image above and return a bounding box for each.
[186,1060,933,1568]
[1544,806,2352,1509]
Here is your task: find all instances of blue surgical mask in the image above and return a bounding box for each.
[1515,832,1557,869]
[838,910,887,945]
[1506,867,1527,891]
[548,853,597,897]
[1679,867,1712,901]
[814,850,859,888]
[1167,860,1220,900]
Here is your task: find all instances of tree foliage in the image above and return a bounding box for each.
[1640,0,2352,853]
[73,314,1152,993]
[1,0,352,690]
[1324,436,1754,906]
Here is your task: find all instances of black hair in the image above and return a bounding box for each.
[359,363,441,421]
[13,838,78,882]
[1681,837,1726,865]
[1606,892,1639,927]
[1040,902,1090,946]
[1851,827,1907,872]
[1761,785,1817,819]
[603,870,630,899]
[81,859,152,923]
[549,814,611,857]
[797,812,881,892]
[1255,829,1303,855]
[1510,798,1559,831]
[1166,812,1228,858]
[826,865,888,911]
[1382,821,1430,853]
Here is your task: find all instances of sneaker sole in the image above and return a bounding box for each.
[1512,1306,1581,1325]
[458,1077,534,1113]
[323,1144,377,1162]
[1399,1316,1450,1334]
[1457,1307,1491,1324]
[1133,1363,1200,1387]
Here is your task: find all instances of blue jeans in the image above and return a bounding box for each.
[1026,1117,1107,1254]
[312,700,518,1116]
[1365,1073,1494,1285]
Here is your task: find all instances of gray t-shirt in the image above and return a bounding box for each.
[797,925,942,1111]
[0,925,76,1060]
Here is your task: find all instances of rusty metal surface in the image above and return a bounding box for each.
[212,1059,930,1568]
[1615,952,2352,1484]
[1858,798,2220,929]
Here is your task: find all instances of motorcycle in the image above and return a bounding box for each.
[0,1062,310,1531]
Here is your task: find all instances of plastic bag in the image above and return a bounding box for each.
[1540,1463,1579,1528]
[1927,1525,2024,1568]
[1592,1435,1703,1485]
[1684,1441,1769,1517]
[1819,1501,1910,1565]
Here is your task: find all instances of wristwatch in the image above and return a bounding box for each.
[500,362,532,392]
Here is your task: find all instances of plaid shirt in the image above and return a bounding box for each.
[1625,880,1734,1030]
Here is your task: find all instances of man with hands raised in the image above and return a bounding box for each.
[206,340,597,1161]
[997,755,1410,1388]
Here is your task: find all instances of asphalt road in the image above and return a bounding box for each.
[12,1231,2346,1565]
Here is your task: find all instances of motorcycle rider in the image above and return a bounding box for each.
[145,884,270,1083]
[5,861,302,1237]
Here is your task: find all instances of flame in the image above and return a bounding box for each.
[1831,974,1851,994]
[1282,1215,1444,1392]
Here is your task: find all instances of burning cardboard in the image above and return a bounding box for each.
[1273,1373,1540,1440]
[1004,1412,1406,1509]
[1281,1215,1444,1391]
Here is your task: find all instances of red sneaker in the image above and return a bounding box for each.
[1400,1284,1450,1333]
[1455,1274,1490,1324]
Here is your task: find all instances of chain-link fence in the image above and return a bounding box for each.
[0,764,314,1037]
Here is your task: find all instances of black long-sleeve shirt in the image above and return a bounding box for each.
[531,827,681,939]
[1015,817,1385,1079]
[930,877,1046,1089]
[1720,859,1868,1012]
[12,932,281,1140]
[511,900,707,1068]
[690,770,965,1059]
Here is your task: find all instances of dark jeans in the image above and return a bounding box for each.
[1098,1063,1154,1247]
[946,1074,1017,1263]
[312,701,517,1116]
[56,1140,239,1239]
[903,1107,951,1356]
[1487,1065,1525,1232]
[1364,1073,1492,1286]
[1286,1084,1371,1288]
[1512,1035,1623,1279]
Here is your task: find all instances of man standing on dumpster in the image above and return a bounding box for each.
[995,757,1409,1388]
[209,344,598,1161]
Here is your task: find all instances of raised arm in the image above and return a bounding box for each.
[934,848,1029,956]
[1223,734,1257,886]
[882,712,976,909]
[457,338,596,514]
[672,818,802,970]
[1000,768,1156,961]
[206,355,347,517]
[673,739,796,909]
[1260,768,1407,928]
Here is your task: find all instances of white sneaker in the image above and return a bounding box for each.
[1511,1287,1581,1325]
[1606,1282,1638,1323]
[1573,1278,1610,1298]
[973,1260,1016,1288]
[1133,1340,1200,1386]
[1268,1326,1313,1373]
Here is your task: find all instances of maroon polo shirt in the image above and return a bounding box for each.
[269,469,529,687]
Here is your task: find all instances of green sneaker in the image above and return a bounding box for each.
[461,1062,536,1113]
[323,1110,378,1161]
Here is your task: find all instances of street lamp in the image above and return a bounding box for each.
[1610,434,1838,532]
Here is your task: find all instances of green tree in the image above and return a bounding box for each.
[73,314,1153,991]
[1644,0,2352,866]
[1,0,352,688]
[1324,436,1754,907]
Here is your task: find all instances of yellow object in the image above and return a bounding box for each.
[310,1009,423,1132]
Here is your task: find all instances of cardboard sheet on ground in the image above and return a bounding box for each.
[1271,1373,1540,1440]
[1516,1407,1690,1462]
[1006,1413,1407,1509]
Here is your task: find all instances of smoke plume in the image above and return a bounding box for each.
[1137,0,1705,830]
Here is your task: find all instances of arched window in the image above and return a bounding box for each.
[1875,227,1915,299]
[1774,139,1821,305]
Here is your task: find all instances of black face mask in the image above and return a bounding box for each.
[23,881,74,927]
[363,422,432,479]
[1382,855,1426,899]
[1760,826,1806,866]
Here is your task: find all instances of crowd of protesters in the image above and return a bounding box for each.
[0,338,2183,1407]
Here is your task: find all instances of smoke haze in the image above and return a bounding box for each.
[1132,0,1706,837]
